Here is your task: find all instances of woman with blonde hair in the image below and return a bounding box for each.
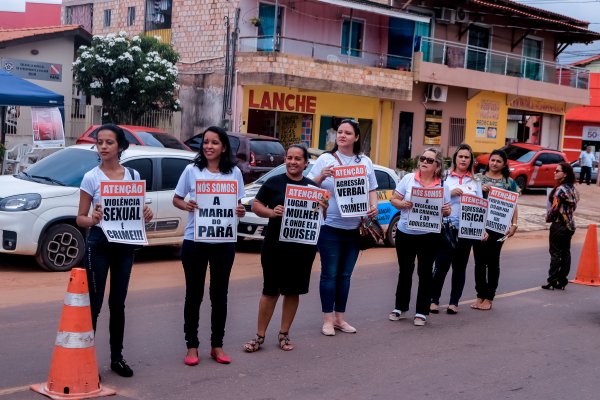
[389,147,451,326]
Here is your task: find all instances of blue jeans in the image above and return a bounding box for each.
[85,227,135,362]
[317,225,360,313]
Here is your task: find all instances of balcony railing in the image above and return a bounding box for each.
[239,35,413,72]
[418,36,589,90]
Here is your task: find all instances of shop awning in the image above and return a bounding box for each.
[316,0,431,23]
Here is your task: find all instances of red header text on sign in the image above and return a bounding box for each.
[485,186,518,235]
[332,165,369,217]
[194,179,238,242]
[100,181,147,245]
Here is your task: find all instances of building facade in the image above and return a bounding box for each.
[0,25,92,147]
[563,55,600,161]
[0,0,61,29]
[61,0,599,168]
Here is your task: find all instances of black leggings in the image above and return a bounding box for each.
[472,230,505,301]
[85,227,135,362]
[547,222,574,287]
[181,239,235,349]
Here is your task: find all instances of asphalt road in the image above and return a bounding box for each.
[1,230,599,400]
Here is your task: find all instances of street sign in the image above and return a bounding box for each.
[1,57,62,82]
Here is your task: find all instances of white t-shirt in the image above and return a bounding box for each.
[308,152,378,230]
[395,172,451,235]
[580,151,596,168]
[80,166,140,212]
[174,164,245,241]
[444,171,483,226]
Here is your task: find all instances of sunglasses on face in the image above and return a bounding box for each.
[419,156,435,164]
[554,169,563,173]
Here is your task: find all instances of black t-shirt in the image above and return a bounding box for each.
[255,173,317,242]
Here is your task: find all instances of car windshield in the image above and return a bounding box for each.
[17,148,99,187]
[136,131,188,150]
[503,145,536,163]
[255,163,315,184]
[250,140,285,155]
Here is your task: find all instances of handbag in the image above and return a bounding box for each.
[358,217,384,250]
[441,219,458,250]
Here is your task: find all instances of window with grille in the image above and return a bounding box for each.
[127,7,136,26]
[449,117,466,146]
[104,9,111,27]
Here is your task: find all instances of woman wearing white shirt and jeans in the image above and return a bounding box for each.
[309,119,378,336]
[173,126,245,366]
[389,147,451,326]
[430,144,482,315]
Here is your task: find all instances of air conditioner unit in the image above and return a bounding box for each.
[455,8,470,23]
[437,8,455,24]
[427,84,448,102]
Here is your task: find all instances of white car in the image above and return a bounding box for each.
[238,160,402,246]
[0,144,195,271]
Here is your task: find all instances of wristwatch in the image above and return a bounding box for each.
[511,223,518,229]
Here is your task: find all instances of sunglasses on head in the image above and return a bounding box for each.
[340,118,358,125]
[419,156,435,164]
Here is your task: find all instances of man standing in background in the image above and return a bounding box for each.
[579,146,596,185]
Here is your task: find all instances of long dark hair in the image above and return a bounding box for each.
[96,123,129,159]
[452,143,475,175]
[549,161,575,200]
[327,119,361,161]
[193,126,236,174]
[485,149,510,179]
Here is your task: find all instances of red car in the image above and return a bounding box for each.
[475,143,568,190]
[76,125,190,151]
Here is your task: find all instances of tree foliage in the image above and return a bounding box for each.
[73,32,180,123]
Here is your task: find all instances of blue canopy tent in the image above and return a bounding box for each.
[0,69,64,146]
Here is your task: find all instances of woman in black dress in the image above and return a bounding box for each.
[244,145,328,352]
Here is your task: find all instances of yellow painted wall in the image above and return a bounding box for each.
[242,85,393,166]
[465,92,509,153]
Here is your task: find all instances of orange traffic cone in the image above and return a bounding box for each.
[31,268,115,399]
[570,224,600,286]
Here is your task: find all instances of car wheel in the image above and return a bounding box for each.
[515,175,527,191]
[35,224,85,272]
[386,214,401,247]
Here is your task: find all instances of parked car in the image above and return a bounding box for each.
[475,143,568,190]
[185,131,285,183]
[0,145,195,272]
[76,125,190,151]
[237,160,402,246]
[571,160,598,183]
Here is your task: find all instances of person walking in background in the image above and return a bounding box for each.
[471,149,519,311]
[430,144,482,315]
[172,126,245,366]
[76,123,154,377]
[389,147,451,326]
[579,145,596,185]
[244,145,328,353]
[543,162,579,290]
[308,119,378,336]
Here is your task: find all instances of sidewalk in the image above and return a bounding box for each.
[518,183,600,232]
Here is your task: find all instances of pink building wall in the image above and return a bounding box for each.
[0,1,61,29]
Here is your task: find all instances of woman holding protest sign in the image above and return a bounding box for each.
[542,162,578,290]
[389,148,451,326]
[430,144,482,315]
[76,123,154,377]
[172,126,245,366]
[308,119,378,336]
[244,144,328,352]
[471,149,519,310]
